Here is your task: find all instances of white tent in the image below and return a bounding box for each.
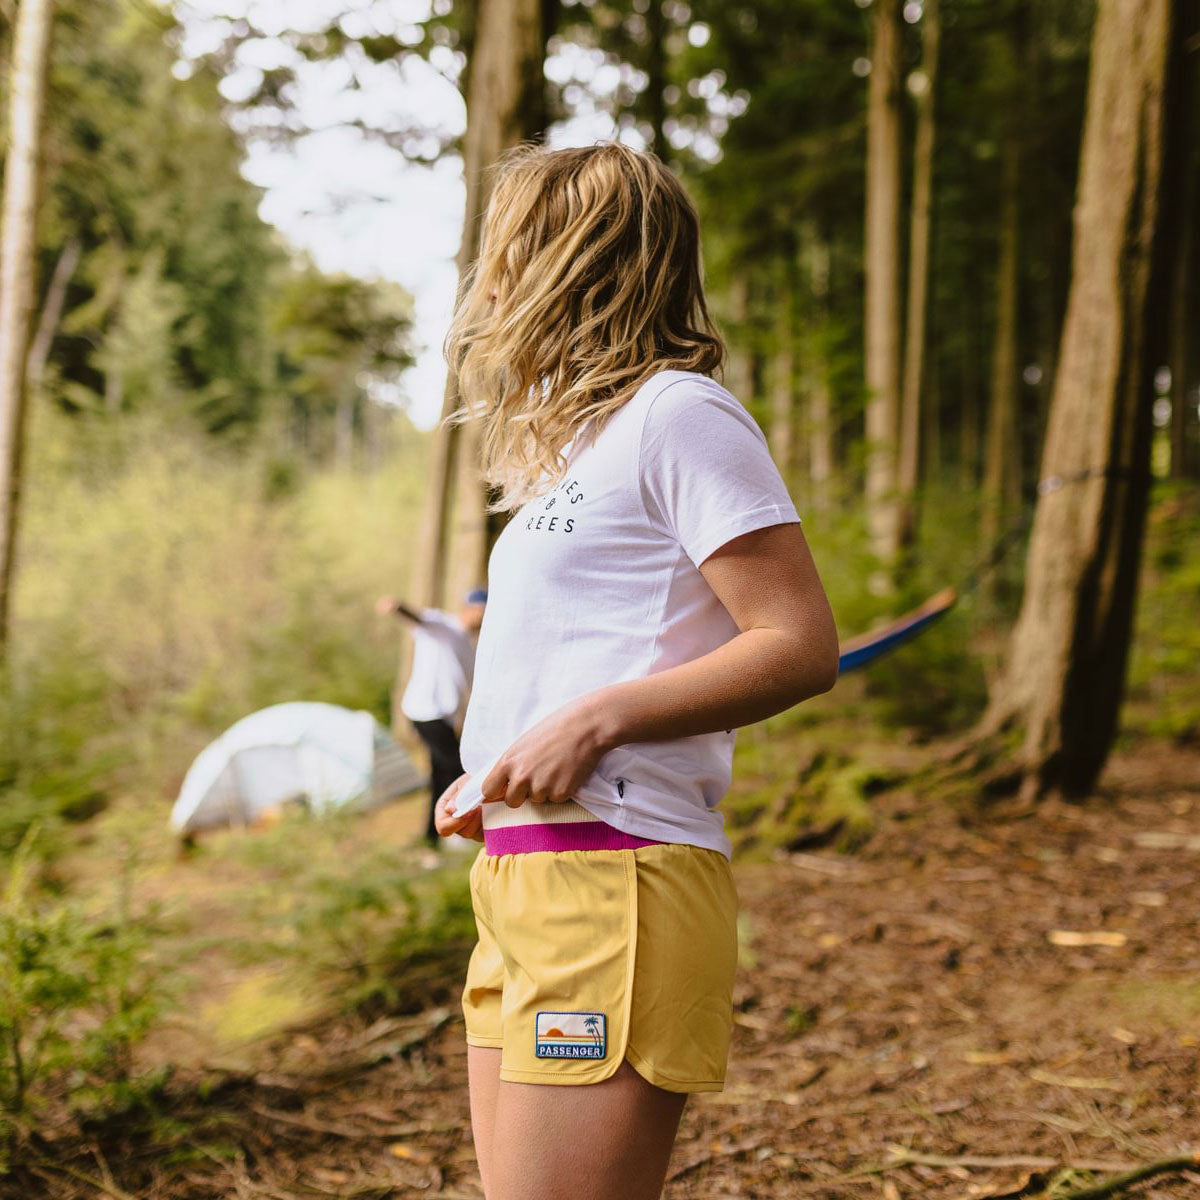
[171,702,425,834]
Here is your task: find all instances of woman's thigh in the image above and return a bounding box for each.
[485,1060,686,1200]
[468,1045,503,1196]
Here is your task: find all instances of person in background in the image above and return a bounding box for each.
[376,589,487,849]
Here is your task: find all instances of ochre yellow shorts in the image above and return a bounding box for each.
[462,840,738,1092]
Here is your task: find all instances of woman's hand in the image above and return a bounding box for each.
[480,696,614,807]
[434,773,484,841]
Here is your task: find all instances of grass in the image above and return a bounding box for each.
[1122,482,1200,746]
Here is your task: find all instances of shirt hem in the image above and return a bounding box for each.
[570,792,732,859]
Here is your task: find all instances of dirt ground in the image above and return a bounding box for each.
[12,740,1200,1200]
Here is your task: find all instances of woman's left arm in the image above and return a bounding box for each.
[471,522,838,809]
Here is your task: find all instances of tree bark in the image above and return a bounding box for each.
[769,257,796,486]
[980,0,1184,799]
[923,343,941,486]
[398,0,549,731]
[0,0,54,652]
[1167,4,1199,479]
[645,0,667,160]
[802,229,834,513]
[898,0,940,547]
[982,7,1031,564]
[981,109,1023,557]
[864,0,904,574]
[958,266,986,492]
[412,0,548,608]
[723,271,754,404]
[334,392,355,467]
[25,234,80,394]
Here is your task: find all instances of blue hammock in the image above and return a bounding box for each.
[837,587,958,674]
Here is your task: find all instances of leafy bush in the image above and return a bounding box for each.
[8,408,427,862]
[1124,483,1200,744]
[0,833,166,1145]
[0,651,119,862]
[226,810,476,1014]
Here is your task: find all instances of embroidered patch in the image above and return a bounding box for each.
[535,1011,607,1060]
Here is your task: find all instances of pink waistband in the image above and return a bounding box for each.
[484,821,664,856]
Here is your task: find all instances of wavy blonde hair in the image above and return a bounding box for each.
[446,142,725,511]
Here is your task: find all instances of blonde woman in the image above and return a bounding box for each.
[434,143,839,1200]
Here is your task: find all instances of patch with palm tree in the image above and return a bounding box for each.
[535,1011,607,1059]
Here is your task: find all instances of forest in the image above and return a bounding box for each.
[0,0,1198,1196]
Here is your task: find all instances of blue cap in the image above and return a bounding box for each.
[465,588,488,606]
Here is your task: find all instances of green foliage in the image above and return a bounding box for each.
[215,810,476,1015]
[0,648,117,860]
[728,735,882,858]
[39,0,415,448]
[290,858,476,1014]
[0,833,166,1139]
[7,406,427,860]
[1124,484,1200,744]
[45,1,278,433]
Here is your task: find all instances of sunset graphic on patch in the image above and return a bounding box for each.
[535,1012,607,1060]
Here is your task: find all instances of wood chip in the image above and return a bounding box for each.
[964,1050,1015,1065]
[1027,1068,1122,1090]
[1132,831,1200,851]
[388,1142,432,1163]
[1047,930,1127,947]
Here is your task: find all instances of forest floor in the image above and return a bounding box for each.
[11,734,1200,1200]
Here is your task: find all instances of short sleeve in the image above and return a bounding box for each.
[638,378,801,567]
[417,609,464,648]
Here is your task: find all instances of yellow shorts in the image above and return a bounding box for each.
[462,840,738,1093]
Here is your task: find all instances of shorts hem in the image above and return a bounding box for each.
[626,1044,726,1094]
[498,1059,623,1087]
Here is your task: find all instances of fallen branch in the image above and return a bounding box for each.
[252,1104,465,1140]
[1053,1154,1200,1200]
[29,1159,142,1200]
[317,1008,456,1078]
[883,1147,1059,1171]
[783,852,871,878]
[869,1146,1135,1174]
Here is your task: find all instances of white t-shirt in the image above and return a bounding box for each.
[400,609,476,723]
[458,369,801,857]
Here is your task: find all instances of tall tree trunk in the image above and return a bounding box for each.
[980,0,1184,800]
[923,344,941,486]
[25,234,80,393]
[723,271,754,404]
[362,396,384,472]
[898,0,940,547]
[803,230,834,513]
[981,119,1022,558]
[412,0,548,609]
[334,392,355,466]
[399,0,549,732]
[958,265,988,493]
[1167,3,1199,479]
[982,8,1030,565]
[645,0,667,160]
[864,0,904,575]
[769,257,795,486]
[0,0,54,652]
